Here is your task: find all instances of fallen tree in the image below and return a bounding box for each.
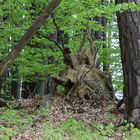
[46,45,114,105]
[44,29,114,104]
[0,0,114,107]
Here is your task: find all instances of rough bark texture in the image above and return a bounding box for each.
[115,0,140,127]
[0,47,113,108]
[0,0,61,77]
[46,47,113,105]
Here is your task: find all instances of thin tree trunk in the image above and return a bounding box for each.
[95,17,102,41]
[0,0,61,77]
[102,13,115,99]
[11,80,20,99]
[22,82,37,99]
[115,0,140,127]
[102,16,109,72]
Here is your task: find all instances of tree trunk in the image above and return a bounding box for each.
[11,80,21,99]
[95,17,102,41]
[102,16,109,72]
[102,14,115,99]
[115,0,140,127]
[22,82,37,99]
[0,0,61,77]
[11,66,21,99]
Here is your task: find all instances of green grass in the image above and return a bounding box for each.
[1,107,140,140]
[0,107,49,140]
[41,119,110,140]
[41,118,140,140]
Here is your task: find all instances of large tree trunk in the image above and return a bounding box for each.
[115,0,140,127]
[0,0,61,77]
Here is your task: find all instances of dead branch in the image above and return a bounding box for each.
[48,75,67,86]
[37,32,63,53]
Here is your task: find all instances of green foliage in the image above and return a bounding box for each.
[104,2,140,16]
[1,0,140,91]
[1,107,140,139]
[0,125,17,140]
[0,107,50,139]
[2,2,140,139]
[35,107,50,117]
[41,119,100,140]
[41,118,140,140]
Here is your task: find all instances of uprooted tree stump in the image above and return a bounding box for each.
[47,47,114,105]
[0,47,114,108]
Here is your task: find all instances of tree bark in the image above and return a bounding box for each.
[115,0,140,127]
[102,16,109,72]
[0,0,61,77]
[47,75,74,95]
[22,82,37,99]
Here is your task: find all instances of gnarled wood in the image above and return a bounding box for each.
[46,46,114,105]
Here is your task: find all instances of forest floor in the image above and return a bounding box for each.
[0,96,140,140]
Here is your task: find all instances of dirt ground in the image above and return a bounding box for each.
[9,96,124,140]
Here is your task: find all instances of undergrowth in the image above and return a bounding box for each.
[41,119,109,140]
[0,107,49,140]
[41,119,140,140]
[1,107,140,140]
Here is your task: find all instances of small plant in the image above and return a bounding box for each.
[41,119,109,140]
[35,108,50,117]
[0,106,50,139]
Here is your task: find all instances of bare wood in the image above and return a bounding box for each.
[47,75,75,95]
[48,75,67,86]
[0,0,61,77]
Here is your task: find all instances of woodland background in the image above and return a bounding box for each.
[1,0,140,139]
